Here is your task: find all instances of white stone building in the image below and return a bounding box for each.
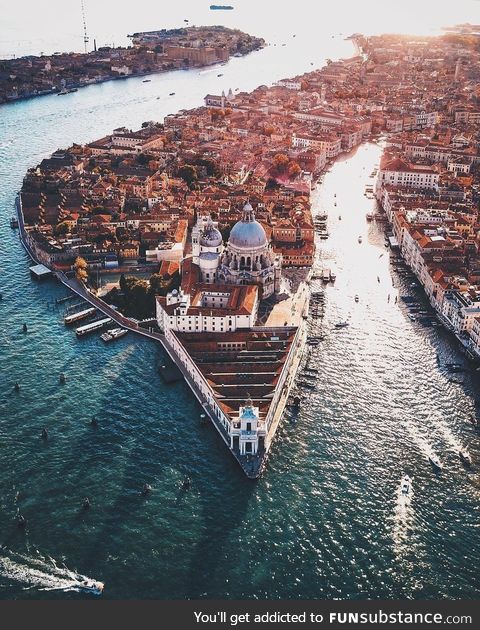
[217,202,282,299]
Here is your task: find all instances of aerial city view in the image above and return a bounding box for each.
[1,0,480,602]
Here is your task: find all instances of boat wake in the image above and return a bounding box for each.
[404,422,434,460]
[391,476,414,552]
[0,550,103,596]
[432,417,463,454]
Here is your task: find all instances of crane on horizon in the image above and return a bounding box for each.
[81,0,89,53]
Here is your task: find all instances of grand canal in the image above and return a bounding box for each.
[1,0,480,600]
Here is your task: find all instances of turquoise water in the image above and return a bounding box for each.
[1,0,480,600]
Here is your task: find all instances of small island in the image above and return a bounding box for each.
[0,25,263,105]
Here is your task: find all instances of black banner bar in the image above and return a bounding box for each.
[1,600,478,629]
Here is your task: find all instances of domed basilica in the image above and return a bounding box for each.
[192,202,282,299]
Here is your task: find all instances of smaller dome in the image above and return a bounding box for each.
[200,224,222,248]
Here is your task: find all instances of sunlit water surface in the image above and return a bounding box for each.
[1,0,480,600]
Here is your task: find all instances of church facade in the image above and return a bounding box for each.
[193,202,282,299]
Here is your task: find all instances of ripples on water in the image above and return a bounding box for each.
[1,35,480,600]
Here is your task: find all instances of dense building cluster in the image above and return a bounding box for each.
[19,31,480,349]
[1,26,264,104]
[368,34,480,358]
[17,29,480,474]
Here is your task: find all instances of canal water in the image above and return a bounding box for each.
[1,0,480,600]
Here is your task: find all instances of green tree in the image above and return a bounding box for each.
[178,164,198,186]
[54,221,70,236]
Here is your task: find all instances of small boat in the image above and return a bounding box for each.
[354,295,359,303]
[366,212,373,221]
[358,236,362,244]
[76,577,104,596]
[217,73,223,77]
[377,276,380,283]
[459,450,472,466]
[101,327,128,342]
[338,215,342,220]
[401,474,411,495]
[299,380,315,389]
[330,272,336,282]
[335,321,349,329]
[408,314,416,321]
[142,79,151,83]
[429,454,443,470]
[10,216,19,228]
[169,92,175,96]
[59,373,66,384]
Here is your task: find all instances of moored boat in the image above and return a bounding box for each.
[101,327,128,342]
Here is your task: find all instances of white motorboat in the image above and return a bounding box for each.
[76,577,104,595]
[459,450,472,466]
[429,454,443,470]
[401,474,411,495]
[101,328,128,342]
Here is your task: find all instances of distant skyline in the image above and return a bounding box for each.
[1,0,480,58]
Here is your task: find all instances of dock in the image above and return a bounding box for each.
[29,264,52,280]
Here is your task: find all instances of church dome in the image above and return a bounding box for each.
[229,203,267,249]
[200,223,222,248]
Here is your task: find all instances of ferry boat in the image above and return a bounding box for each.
[101,327,128,342]
[64,307,96,325]
[75,317,112,337]
[401,474,411,495]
